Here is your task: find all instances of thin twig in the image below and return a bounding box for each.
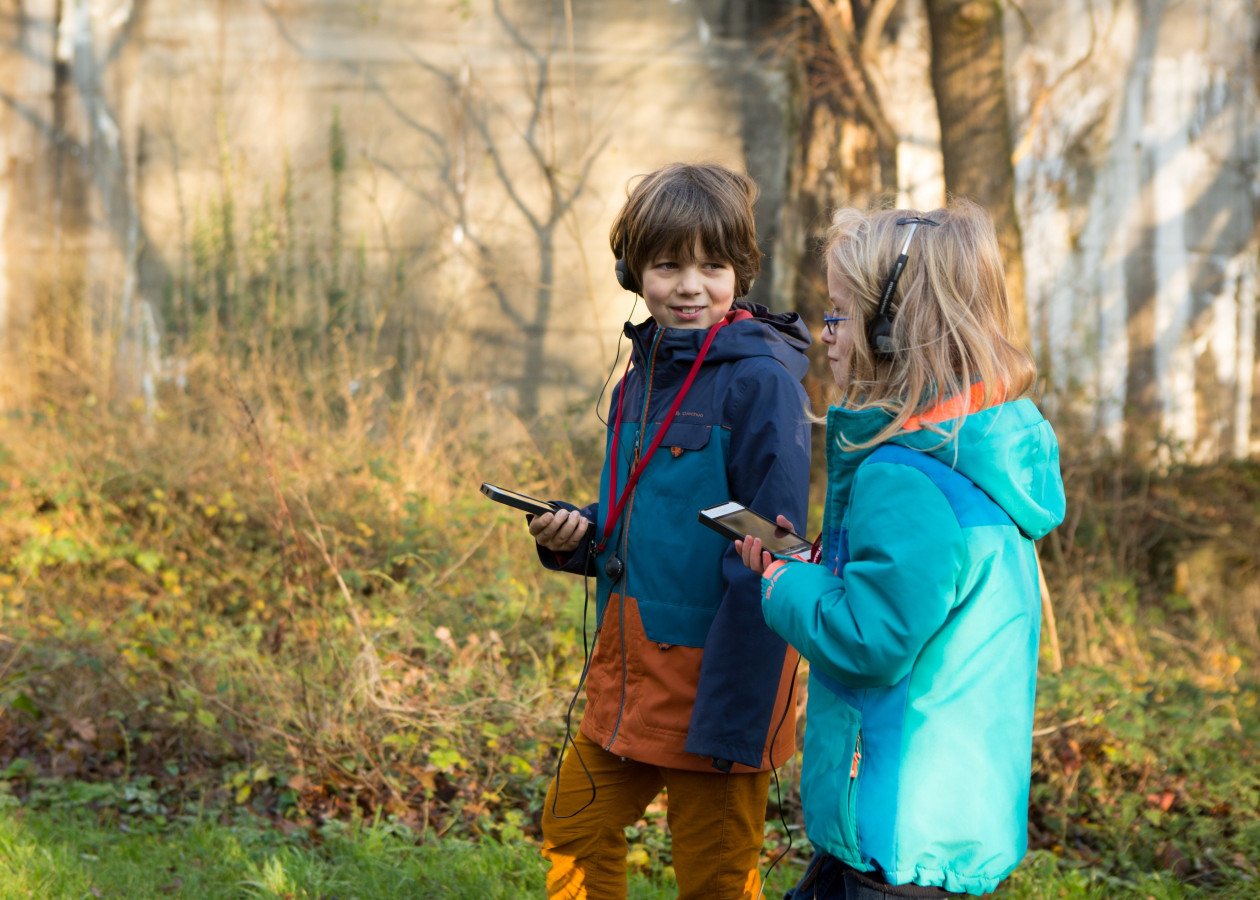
[1032,699,1121,738]
[427,523,498,591]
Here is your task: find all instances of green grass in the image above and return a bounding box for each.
[0,798,1245,899]
[0,805,542,898]
[0,798,806,899]
[999,851,1219,898]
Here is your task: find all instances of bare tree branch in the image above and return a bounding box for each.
[860,0,902,62]
[807,0,899,149]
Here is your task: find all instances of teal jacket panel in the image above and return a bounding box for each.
[761,399,1065,895]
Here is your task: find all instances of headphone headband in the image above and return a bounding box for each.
[868,216,941,357]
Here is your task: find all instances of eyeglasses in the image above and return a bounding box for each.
[822,312,849,335]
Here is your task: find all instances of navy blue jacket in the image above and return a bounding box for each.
[542,301,812,771]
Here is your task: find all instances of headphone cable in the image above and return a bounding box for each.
[548,538,600,819]
[595,299,638,427]
[757,652,803,899]
[552,296,638,818]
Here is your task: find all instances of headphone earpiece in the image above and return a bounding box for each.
[868,314,895,357]
[614,255,640,295]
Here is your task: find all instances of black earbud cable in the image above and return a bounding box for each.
[548,540,600,819]
[758,652,803,898]
[595,298,638,427]
[550,295,638,818]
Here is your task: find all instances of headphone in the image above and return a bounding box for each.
[868,216,941,357]
[614,252,640,295]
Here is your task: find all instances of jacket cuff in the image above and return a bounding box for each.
[762,558,793,599]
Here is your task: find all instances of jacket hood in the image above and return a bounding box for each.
[827,399,1065,540]
[625,300,812,381]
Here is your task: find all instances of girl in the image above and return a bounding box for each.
[738,200,1065,897]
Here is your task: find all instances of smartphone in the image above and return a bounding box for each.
[480,482,557,517]
[698,501,812,559]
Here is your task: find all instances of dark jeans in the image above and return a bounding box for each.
[783,853,956,900]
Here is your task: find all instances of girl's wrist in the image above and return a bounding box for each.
[764,558,788,580]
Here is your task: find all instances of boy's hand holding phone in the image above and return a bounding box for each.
[529,508,590,553]
[481,482,590,552]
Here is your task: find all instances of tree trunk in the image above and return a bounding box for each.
[780,2,900,483]
[923,0,1028,346]
[786,98,888,424]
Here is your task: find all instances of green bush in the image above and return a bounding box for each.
[1,371,1258,892]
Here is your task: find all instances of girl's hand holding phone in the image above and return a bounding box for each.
[735,514,798,574]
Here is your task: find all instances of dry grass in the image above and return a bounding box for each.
[0,345,595,841]
[0,346,1257,886]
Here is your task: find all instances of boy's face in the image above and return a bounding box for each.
[639,241,737,330]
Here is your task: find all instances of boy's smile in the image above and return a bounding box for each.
[640,242,737,330]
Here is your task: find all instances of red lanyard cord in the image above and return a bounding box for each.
[598,311,748,551]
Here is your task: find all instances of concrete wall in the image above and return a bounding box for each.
[1,0,793,421]
[2,0,1257,461]
[1007,0,1259,461]
[872,0,1259,461]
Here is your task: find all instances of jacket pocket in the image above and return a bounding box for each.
[800,681,862,861]
[659,421,711,454]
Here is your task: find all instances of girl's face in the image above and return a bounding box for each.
[823,264,855,389]
[639,241,737,330]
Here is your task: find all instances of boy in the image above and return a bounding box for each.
[527,162,812,898]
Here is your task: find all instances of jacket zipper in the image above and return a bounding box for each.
[850,730,863,778]
[606,329,663,753]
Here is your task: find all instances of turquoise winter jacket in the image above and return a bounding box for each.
[761,398,1065,895]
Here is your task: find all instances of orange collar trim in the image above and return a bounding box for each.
[900,382,999,433]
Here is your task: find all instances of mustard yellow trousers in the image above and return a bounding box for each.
[540,730,771,899]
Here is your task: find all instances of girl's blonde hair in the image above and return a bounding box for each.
[825,198,1036,448]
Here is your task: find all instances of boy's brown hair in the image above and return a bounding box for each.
[609,162,761,297]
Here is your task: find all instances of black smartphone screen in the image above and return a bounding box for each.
[480,483,556,516]
[698,502,811,556]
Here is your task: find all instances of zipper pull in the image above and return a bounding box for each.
[850,733,862,779]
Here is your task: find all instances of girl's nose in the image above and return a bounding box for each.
[677,265,702,294]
